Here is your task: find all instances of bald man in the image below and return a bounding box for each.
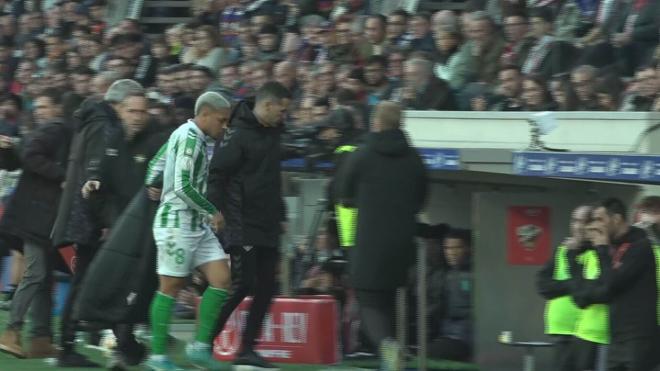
[337,101,428,371]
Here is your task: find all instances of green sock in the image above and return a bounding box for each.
[195,286,228,344]
[150,291,175,355]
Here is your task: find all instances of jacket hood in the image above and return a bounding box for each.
[229,99,259,129]
[74,98,118,131]
[366,128,410,156]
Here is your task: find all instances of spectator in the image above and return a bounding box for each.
[183,25,237,74]
[521,74,556,111]
[105,55,133,80]
[109,32,157,87]
[433,26,463,90]
[387,48,407,84]
[459,82,491,111]
[274,60,300,100]
[364,55,393,109]
[219,62,241,97]
[328,16,361,65]
[553,0,581,43]
[501,10,534,68]
[570,65,600,110]
[491,65,524,111]
[620,64,658,111]
[611,0,659,76]
[336,101,427,370]
[359,15,388,59]
[454,11,506,90]
[257,24,281,61]
[150,35,179,69]
[387,9,410,50]
[188,65,214,97]
[432,10,459,32]
[522,7,576,79]
[401,57,456,110]
[549,74,578,111]
[409,12,436,54]
[594,73,625,111]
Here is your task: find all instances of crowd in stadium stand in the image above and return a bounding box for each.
[0,0,655,143]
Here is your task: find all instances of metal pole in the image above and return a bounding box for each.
[396,287,407,371]
[417,241,428,371]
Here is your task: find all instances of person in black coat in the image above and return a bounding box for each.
[0,89,70,359]
[337,101,428,367]
[589,198,660,371]
[52,79,164,368]
[208,82,292,369]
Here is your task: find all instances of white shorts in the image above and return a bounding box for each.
[154,226,228,277]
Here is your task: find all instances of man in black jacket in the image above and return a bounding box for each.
[337,101,428,371]
[590,198,660,371]
[0,89,70,359]
[208,81,292,369]
[52,79,164,368]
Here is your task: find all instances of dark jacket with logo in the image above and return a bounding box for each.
[52,99,165,248]
[0,120,71,246]
[337,128,427,290]
[596,226,659,341]
[208,100,286,248]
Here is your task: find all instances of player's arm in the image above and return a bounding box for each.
[145,142,168,187]
[173,130,218,215]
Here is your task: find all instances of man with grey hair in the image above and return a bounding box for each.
[145,91,232,371]
[401,57,456,110]
[571,65,600,110]
[52,79,166,369]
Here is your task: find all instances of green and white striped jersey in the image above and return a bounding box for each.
[146,120,218,230]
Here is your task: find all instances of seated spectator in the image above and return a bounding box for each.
[408,12,436,54]
[490,65,524,111]
[358,14,388,59]
[274,60,301,101]
[401,57,456,110]
[459,82,492,111]
[501,10,534,68]
[387,48,407,85]
[570,65,601,110]
[387,9,410,50]
[620,64,658,111]
[182,25,237,73]
[521,74,556,111]
[364,55,393,109]
[454,11,506,90]
[428,228,473,362]
[594,73,625,111]
[522,7,576,79]
[610,0,659,75]
[549,74,578,111]
[257,24,282,62]
[433,26,463,90]
[328,16,361,65]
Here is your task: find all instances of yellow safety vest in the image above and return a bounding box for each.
[574,250,610,344]
[544,246,581,336]
[334,145,358,249]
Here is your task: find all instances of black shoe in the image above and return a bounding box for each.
[119,341,147,366]
[57,350,101,368]
[233,350,279,369]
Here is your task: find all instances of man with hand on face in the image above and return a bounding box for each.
[208,81,292,370]
[588,198,660,371]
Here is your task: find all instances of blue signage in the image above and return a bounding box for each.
[417,148,461,170]
[513,151,660,182]
[282,148,462,171]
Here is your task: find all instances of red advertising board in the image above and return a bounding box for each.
[507,206,551,265]
[213,296,340,364]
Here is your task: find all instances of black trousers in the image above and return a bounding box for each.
[607,337,660,371]
[355,289,396,351]
[212,246,279,352]
[59,245,138,355]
